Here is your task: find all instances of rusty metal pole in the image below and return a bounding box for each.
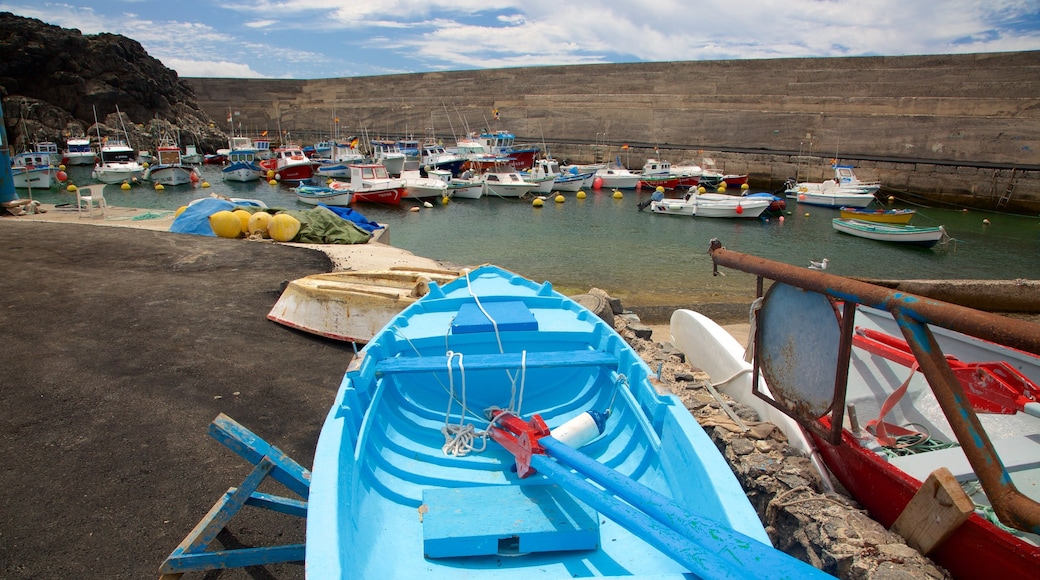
[891,312,1040,534]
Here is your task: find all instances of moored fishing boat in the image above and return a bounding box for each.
[832,218,947,248]
[62,136,95,166]
[143,134,198,186]
[259,144,320,184]
[92,138,144,184]
[481,164,537,198]
[326,163,406,205]
[11,151,55,189]
[306,264,828,579]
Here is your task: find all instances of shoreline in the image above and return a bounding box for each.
[6,201,755,338]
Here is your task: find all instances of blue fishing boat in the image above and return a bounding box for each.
[306,265,828,579]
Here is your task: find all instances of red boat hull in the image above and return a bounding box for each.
[353,187,404,205]
[639,177,681,190]
[811,423,1040,578]
[723,174,748,187]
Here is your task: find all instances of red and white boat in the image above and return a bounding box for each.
[329,164,405,205]
[701,250,1040,580]
[259,144,320,184]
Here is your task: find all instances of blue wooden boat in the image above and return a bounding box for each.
[306,265,828,579]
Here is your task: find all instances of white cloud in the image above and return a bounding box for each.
[161,59,266,79]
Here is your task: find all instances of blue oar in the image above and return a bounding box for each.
[535,436,832,580]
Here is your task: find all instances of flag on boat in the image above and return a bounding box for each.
[349,137,359,148]
[261,130,268,137]
[493,108,500,119]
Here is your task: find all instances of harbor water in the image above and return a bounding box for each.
[30,164,1040,316]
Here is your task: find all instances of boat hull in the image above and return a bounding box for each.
[306,265,789,579]
[92,163,144,184]
[797,191,877,208]
[839,207,915,224]
[145,165,196,186]
[832,218,945,247]
[221,162,262,182]
[267,268,462,343]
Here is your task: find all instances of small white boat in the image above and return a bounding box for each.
[519,164,556,194]
[371,139,407,176]
[92,139,145,184]
[532,158,585,192]
[668,308,834,491]
[786,164,881,207]
[62,137,96,166]
[481,164,537,198]
[181,144,204,164]
[400,169,450,199]
[144,135,198,186]
[267,267,462,343]
[33,141,62,166]
[11,151,55,189]
[832,218,948,248]
[430,169,483,199]
[649,192,770,218]
[594,165,641,189]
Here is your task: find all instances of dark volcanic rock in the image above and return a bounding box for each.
[0,12,225,153]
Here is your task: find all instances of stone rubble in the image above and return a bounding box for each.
[594,292,952,580]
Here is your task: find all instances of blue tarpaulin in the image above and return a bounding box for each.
[318,204,384,233]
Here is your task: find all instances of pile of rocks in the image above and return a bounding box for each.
[584,288,951,579]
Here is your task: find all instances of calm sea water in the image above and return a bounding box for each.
[34,164,1040,311]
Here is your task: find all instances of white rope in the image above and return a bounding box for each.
[440,351,489,456]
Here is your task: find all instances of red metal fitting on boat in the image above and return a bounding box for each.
[487,410,550,478]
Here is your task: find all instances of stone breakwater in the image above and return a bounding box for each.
[587,288,951,579]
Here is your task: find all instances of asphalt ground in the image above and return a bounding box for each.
[0,221,355,579]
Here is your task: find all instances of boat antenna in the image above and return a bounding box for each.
[442,102,457,142]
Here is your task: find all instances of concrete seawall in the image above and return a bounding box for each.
[187,51,1040,213]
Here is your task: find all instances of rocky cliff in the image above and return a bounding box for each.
[0,12,225,155]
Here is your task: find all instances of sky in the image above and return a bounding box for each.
[3,1,1039,79]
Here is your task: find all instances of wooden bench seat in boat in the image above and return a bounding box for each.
[421,483,599,558]
[888,434,1040,483]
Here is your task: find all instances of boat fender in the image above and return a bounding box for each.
[550,410,610,448]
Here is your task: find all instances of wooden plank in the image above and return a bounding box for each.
[375,349,617,376]
[890,467,975,555]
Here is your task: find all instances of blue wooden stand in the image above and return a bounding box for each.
[158,414,310,579]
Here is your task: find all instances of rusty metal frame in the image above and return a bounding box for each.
[709,240,1040,535]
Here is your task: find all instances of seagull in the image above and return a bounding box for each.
[808,258,829,270]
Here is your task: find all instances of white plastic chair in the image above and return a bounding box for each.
[76,186,107,218]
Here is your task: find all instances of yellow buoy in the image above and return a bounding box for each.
[154,183,164,191]
[268,213,301,242]
[698,186,706,193]
[655,186,664,193]
[532,197,544,207]
[174,205,187,218]
[269,179,278,185]
[441,196,450,205]
[267,169,275,179]
[201,181,210,188]
[576,190,586,199]
[247,211,272,237]
[804,212,811,217]
[612,189,623,199]
[741,183,749,190]
[717,184,726,193]
[232,209,252,233]
[209,210,244,239]
[58,164,66,171]
[121,181,131,190]
[66,184,78,192]
[555,194,565,203]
